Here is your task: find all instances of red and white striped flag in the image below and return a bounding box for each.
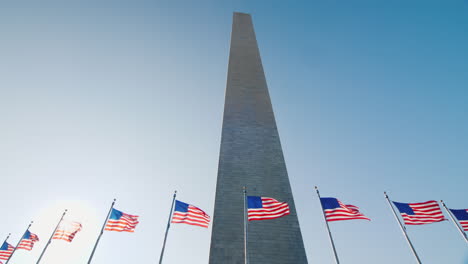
[0,242,14,261]
[171,200,210,228]
[247,196,290,221]
[449,208,468,231]
[17,230,39,251]
[393,200,446,225]
[320,197,371,221]
[105,208,139,232]
[53,220,82,242]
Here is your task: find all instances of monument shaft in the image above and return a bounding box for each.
[209,13,308,264]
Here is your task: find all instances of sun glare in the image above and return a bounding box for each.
[13,200,102,264]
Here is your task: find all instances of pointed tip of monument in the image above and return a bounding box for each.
[233,11,251,16]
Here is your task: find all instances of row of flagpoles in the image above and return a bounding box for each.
[1,187,467,264]
[0,200,139,264]
[241,187,467,264]
[315,188,467,264]
[314,188,467,264]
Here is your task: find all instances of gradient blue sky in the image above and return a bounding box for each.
[1,1,467,263]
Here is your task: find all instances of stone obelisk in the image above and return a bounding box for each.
[209,12,308,264]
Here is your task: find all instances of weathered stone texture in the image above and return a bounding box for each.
[209,12,308,264]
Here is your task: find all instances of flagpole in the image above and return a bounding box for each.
[384,192,421,264]
[315,186,340,264]
[2,233,11,247]
[159,190,177,264]
[36,209,67,264]
[440,200,468,243]
[87,199,116,264]
[5,221,33,264]
[243,186,249,264]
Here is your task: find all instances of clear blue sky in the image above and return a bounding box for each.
[0,0,467,263]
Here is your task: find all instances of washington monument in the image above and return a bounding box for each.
[209,13,308,263]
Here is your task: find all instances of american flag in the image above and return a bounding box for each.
[53,220,82,242]
[17,230,39,251]
[0,242,14,261]
[320,197,370,222]
[247,196,290,221]
[449,208,468,231]
[171,200,210,228]
[105,208,139,232]
[393,200,446,225]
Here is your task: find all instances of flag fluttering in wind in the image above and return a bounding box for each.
[105,208,139,232]
[53,220,82,242]
[247,196,290,221]
[0,242,14,261]
[17,230,39,251]
[171,200,210,228]
[393,200,446,225]
[320,197,370,222]
[449,209,468,231]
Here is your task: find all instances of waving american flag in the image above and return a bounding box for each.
[17,230,39,251]
[171,200,210,228]
[393,200,446,225]
[320,197,370,222]
[449,209,468,231]
[53,220,82,242]
[247,196,290,221]
[0,242,14,261]
[105,208,139,232]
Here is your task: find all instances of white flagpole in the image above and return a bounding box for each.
[1,233,11,246]
[315,186,340,264]
[384,192,421,264]
[87,199,116,264]
[440,200,468,243]
[243,186,249,264]
[37,209,67,264]
[159,190,177,264]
